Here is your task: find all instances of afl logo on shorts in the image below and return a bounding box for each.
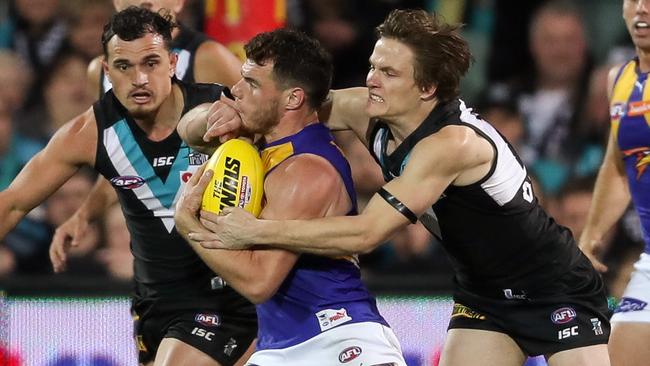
[110,175,145,189]
[551,307,577,324]
[194,313,221,327]
[338,346,362,363]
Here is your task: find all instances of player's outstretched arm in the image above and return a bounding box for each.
[190,126,489,256]
[319,88,372,143]
[50,177,117,273]
[578,66,631,273]
[0,109,97,242]
[193,40,242,87]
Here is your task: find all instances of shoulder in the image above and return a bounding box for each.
[194,40,242,86]
[607,62,628,99]
[411,125,492,173]
[266,154,342,199]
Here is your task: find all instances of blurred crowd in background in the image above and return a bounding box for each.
[0,0,644,300]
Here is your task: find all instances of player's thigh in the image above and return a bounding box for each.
[545,344,609,366]
[609,322,650,366]
[154,337,255,366]
[439,328,527,366]
[154,338,221,366]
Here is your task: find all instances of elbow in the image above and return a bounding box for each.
[242,280,277,304]
[356,231,381,255]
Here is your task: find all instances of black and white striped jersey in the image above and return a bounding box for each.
[99,24,210,97]
[368,99,583,292]
[93,80,223,299]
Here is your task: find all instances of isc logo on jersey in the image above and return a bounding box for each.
[202,139,264,216]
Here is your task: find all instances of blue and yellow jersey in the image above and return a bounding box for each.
[255,123,388,350]
[611,59,650,253]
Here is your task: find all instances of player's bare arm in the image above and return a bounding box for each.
[193,41,243,87]
[578,64,632,272]
[177,153,350,303]
[319,88,372,142]
[177,97,241,153]
[0,109,98,240]
[191,125,493,256]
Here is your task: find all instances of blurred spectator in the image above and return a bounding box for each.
[61,0,113,62]
[0,0,67,103]
[0,50,33,114]
[45,167,104,276]
[495,0,603,196]
[555,176,597,240]
[0,97,49,276]
[475,84,525,150]
[96,203,133,281]
[290,0,426,88]
[16,51,94,141]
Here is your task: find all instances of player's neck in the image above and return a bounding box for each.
[133,83,183,141]
[385,98,438,143]
[638,48,650,73]
[264,109,319,143]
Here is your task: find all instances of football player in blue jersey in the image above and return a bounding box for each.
[175,28,406,366]
[579,1,650,365]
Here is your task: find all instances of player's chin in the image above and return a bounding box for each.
[128,105,158,119]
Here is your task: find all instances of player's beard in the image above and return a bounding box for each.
[246,99,281,135]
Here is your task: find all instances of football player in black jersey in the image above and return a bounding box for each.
[186,9,611,366]
[49,0,242,274]
[0,8,256,366]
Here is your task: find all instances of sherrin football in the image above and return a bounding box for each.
[201,139,264,217]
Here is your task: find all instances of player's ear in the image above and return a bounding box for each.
[285,87,305,110]
[420,83,437,101]
[102,60,111,83]
[168,51,178,78]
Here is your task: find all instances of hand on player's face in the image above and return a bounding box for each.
[204,96,243,143]
[188,207,255,250]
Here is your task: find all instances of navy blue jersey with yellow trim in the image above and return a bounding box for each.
[99,24,210,96]
[256,123,387,350]
[368,99,583,293]
[93,80,250,309]
[610,59,650,254]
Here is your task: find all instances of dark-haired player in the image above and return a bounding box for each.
[0,7,256,366]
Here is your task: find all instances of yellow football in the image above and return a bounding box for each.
[201,139,265,217]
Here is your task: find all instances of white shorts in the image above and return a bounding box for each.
[246,322,406,366]
[611,252,650,323]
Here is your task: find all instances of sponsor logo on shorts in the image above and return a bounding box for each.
[591,318,604,336]
[110,175,145,189]
[136,335,147,352]
[316,308,352,332]
[450,303,486,320]
[551,307,576,324]
[503,288,527,300]
[195,313,221,327]
[224,338,238,356]
[338,346,362,363]
[191,327,215,341]
[189,152,209,166]
[558,325,579,340]
[614,297,648,313]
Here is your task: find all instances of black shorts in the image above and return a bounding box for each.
[132,291,257,365]
[448,256,612,356]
